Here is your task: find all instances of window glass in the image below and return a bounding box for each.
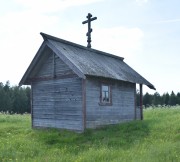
[102,85,109,92]
[102,85,110,103]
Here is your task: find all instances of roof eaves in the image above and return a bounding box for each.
[147,84,156,90]
[19,41,47,86]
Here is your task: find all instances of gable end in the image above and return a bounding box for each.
[19,41,86,86]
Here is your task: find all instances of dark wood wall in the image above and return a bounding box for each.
[31,51,83,131]
[85,77,138,128]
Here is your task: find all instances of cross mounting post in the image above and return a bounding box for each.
[82,13,97,48]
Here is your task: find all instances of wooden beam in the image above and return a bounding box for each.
[140,84,143,120]
[134,84,137,120]
[53,52,56,78]
[30,83,33,128]
[28,74,78,82]
[82,79,86,131]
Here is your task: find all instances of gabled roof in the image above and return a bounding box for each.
[19,32,155,90]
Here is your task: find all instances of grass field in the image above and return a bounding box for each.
[0,107,180,162]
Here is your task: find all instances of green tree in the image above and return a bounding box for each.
[0,81,31,113]
[169,91,176,106]
[177,92,180,105]
[152,92,161,106]
[162,92,170,106]
[0,81,13,112]
[143,92,152,107]
[12,87,25,113]
[25,87,31,113]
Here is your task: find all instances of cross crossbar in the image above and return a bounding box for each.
[82,13,97,48]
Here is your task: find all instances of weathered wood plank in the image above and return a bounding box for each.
[35,49,76,78]
[85,77,137,128]
[33,118,83,131]
[32,77,83,131]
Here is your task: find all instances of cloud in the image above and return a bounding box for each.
[135,0,148,6]
[0,9,60,85]
[154,18,180,24]
[93,27,144,57]
[14,0,103,13]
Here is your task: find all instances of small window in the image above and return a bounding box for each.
[100,84,112,105]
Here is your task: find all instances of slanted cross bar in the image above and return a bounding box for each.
[82,13,97,48]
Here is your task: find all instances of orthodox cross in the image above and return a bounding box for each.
[82,13,97,48]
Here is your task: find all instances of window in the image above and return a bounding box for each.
[100,84,112,105]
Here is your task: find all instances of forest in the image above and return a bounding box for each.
[0,81,180,113]
[136,90,180,107]
[0,81,30,114]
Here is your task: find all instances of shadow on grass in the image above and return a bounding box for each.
[33,119,153,151]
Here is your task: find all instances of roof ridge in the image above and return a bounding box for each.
[40,32,124,61]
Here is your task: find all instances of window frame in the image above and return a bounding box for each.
[99,83,112,106]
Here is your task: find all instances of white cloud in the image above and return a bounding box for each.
[93,27,144,57]
[154,18,180,24]
[136,0,148,6]
[14,0,103,13]
[0,9,60,85]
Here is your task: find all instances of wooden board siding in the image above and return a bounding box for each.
[32,77,83,131]
[35,50,74,78]
[85,77,136,128]
[31,50,84,131]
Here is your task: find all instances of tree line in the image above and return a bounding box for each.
[137,91,180,107]
[0,81,179,114]
[0,81,31,114]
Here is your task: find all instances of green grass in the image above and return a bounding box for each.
[0,107,180,162]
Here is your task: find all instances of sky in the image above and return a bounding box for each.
[0,0,179,95]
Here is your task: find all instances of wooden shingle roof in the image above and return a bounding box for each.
[19,32,155,90]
